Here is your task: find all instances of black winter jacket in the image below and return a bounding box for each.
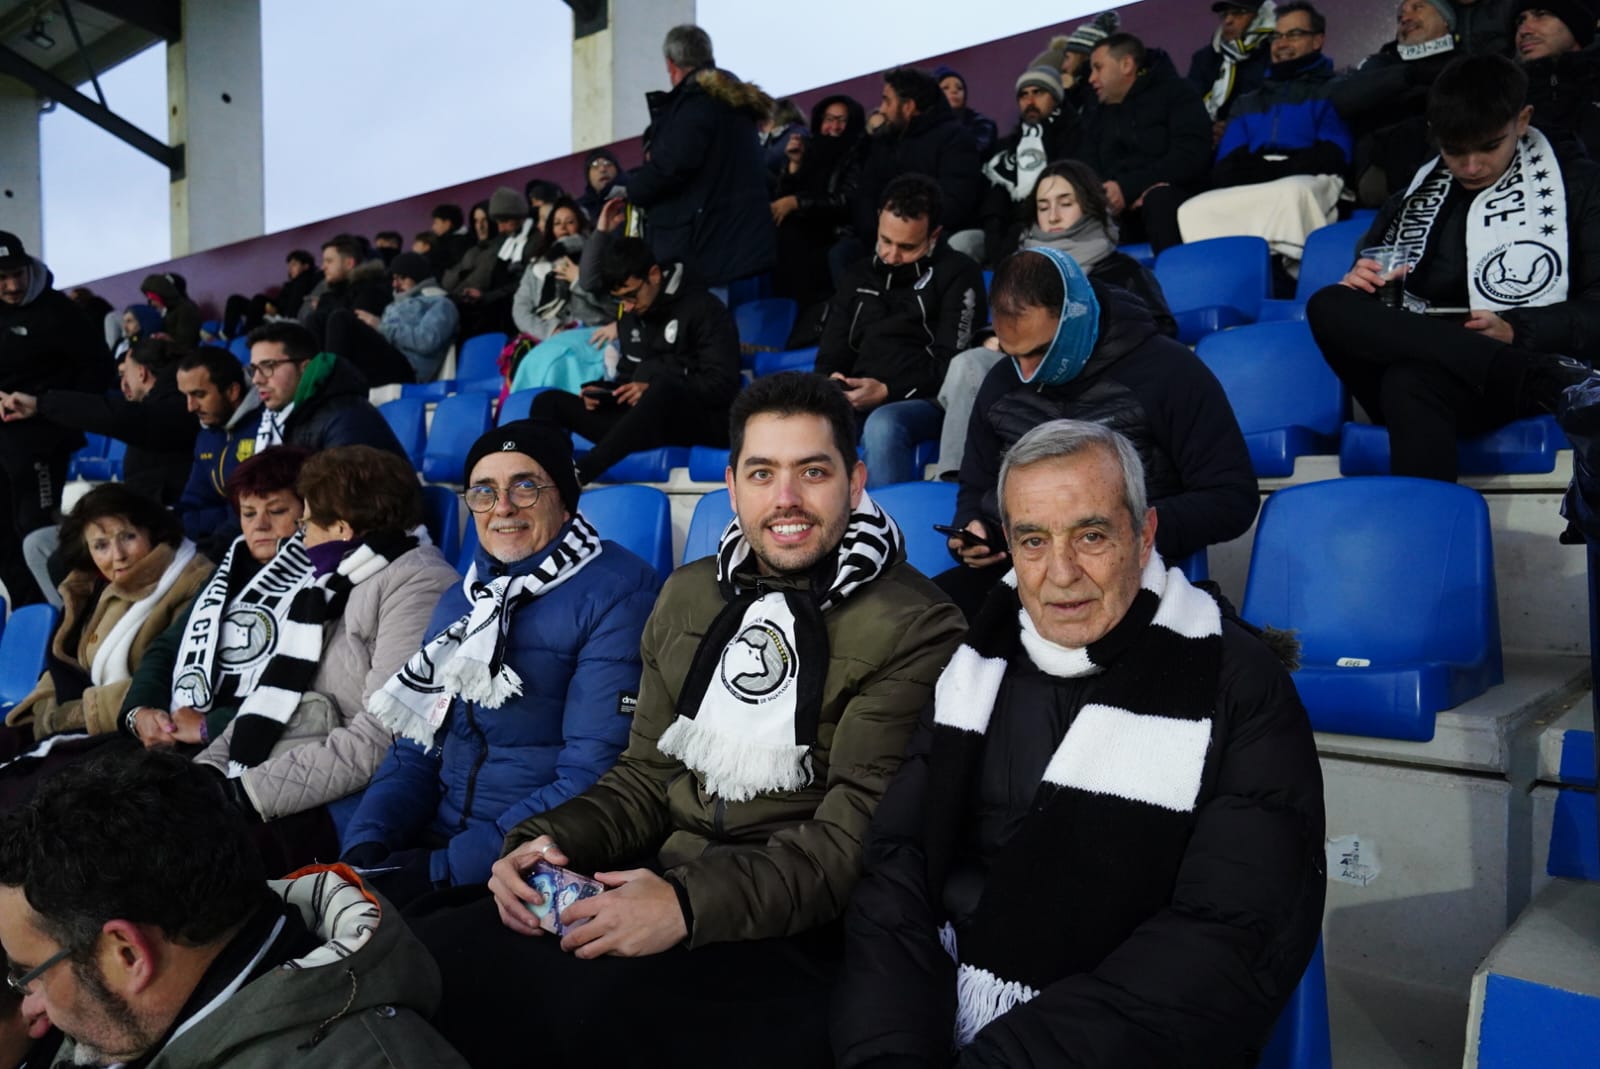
[139,273,202,350]
[832,620,1326,1068]
[615,262,742,413]
[627,66,777,285]
[37,366,197,504]
[855,101,985,239]
[0,260,109,457]
[1528,50,1600,162]
[978,109,1084,258]
[277,356,407,457]
[776,94,868,227]
[1186,39,1271,122]
[815,245,987,402]
[957,282,1258,560]
[1329,43,1454,200]
[1079,49,1214,201]
[302,261,392,342]
[1455,0,1518,57]
[275,267,322,320]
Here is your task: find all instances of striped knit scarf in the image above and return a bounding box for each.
[926,555,1221,1047]
[368,514,603,748]
[656,491,903,803]
[226,531,416,775]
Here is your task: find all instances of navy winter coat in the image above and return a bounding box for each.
[343,526,662,887]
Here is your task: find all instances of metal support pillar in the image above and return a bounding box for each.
[571,0,695,152]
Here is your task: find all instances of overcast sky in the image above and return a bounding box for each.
[37,0,1114,286]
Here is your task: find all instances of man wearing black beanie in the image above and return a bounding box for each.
[1517,0,1600,158]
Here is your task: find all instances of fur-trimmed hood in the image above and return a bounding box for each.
[688,66,773,119]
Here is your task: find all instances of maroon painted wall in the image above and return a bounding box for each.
[78,0,1398,315]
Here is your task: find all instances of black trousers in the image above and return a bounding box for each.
[407,887,838,1069]
[532,377,729,484]
[324,309,417,386]
[1120,184,1187,254]
[0,444,67,607]
[1306,285,1521,482]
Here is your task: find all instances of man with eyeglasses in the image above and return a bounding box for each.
[241,320,406,458]
[0,747,469,1067]
[1177,2,1351,266]
[343,419,659,906]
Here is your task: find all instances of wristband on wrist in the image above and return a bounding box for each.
[198,716,210,744]
[123,707,144,737]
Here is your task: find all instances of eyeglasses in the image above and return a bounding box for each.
[6,946,72,995]
[1265,29,1317,41]
[246,357,298,379]
[462,480,556,513]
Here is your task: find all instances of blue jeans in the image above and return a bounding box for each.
[861,399,943,488]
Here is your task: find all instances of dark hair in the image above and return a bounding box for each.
[1031,159,1112,228]
[125,336,184,374]
[728,372,856,468]
[225,445,311,508]
[524,178,564,205]
[879,173,944,231]
[1427,53,1528,150]
[177,344,247,393]
[297,445,423,538]
[1096,32,1147,68]
[432,203,464,229]
[990,249,1067,319]
[542,196,591,249]
[470,200,492,239]
[245,320,317,363]
[286,249,315,269]
[374,230,403,246]
[58,484,185,574]
[412,230,437,250]
[883,66,941,112]
[320,233,363,263]
[0,749,266,955]
[1274,1,1325,35]
[599,236,659,293]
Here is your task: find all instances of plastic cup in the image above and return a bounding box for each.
[1360,244,1418,308]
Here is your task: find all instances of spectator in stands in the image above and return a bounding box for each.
[935,65,999,156]
[447,186,534,336]
[373,229,404,266]
[1060,11,1121,117]
[833,418,1325,1068]
[343,422,660,905]
[512,196,597,343]
[0,749,469,1068]
[1518,0,1600,158]
[1331,0,1460,205]
[138,272,201,350]
[429,203,472,272]
[324,251,456,386]
[622,24,777,291]
[1178,2,1352,264]
[577,148,623,223]
[300,234,391,346]
[526,178,566,235]
[1189,2,1277,138]
[69,287,117,352]
[275,249,321,320]
[442,200,496,297]
[817,174,986,487]
[940,248,1256,617]
[978,50,1083,260]
[174,346,260,558]
[112,303,162,361]
[244,321,407,457]
[412,372,965,1067]
[1457,0,1522,56]
[1308,53,1599,481]
[759,98,811,176]
[1082,33,1214,253]
[771,93,867,311]
[532,235,740,483]
[855,66,985,262]
[509,208,616,393]
[3,484,210,745]
[0,231,110,608]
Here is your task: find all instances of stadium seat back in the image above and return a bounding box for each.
[580,485,673,579]
[1196,321,1345,474]
[421,485,462,566]
[0,604,59,712]
[378,397,427,468]
[422,392,494,484]
[871,481,958,578]
[683,489,734,565]
[1155,236,1271,343]
[1295,219,1369,299]
[456,332,508,384]
[735,298,799,351]
[228,335,252,364]
[498,388,552,426]
[754,347,818,378]
[1257,938,1332,1069]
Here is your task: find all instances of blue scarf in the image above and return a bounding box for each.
[1011,246,1101,387]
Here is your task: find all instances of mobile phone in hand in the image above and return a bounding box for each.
[526,860,605,935]
[933,523,1003,553]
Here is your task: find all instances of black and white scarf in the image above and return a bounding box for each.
[1202,1,1274,120]
[368,514,603,748]
[226,531,417,775]
[1385,126,1568,313]
[171,534,316,713]
[982,110,1067,202]
[926,556,1221,1047]
[656,492,903,803]
[1396,34,1454,62]
[254,403,293,451]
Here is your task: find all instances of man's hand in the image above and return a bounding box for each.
[590,321,618,347]
[613,381,649,406]
[553,258,580,285]
[0,392,38,421]
[1464,309,1514,344]
[488,836,568,936]
[785,132,806,172]
[354,309,381,329]
[771,195,800,225]
[950,518,1008,569]
[1338,257,1390,294]
[459,288,482,302]
[169,707,207,745]
[1211,119,1228,150]
[829,373,888,411]
[598,198,628,233]
[558,868,687,958]
[131,707,176,748]
[1103,180,1126,216]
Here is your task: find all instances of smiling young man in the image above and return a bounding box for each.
[1308,52,1600,481]
[833,419,1325,1068]
[412,373,964,1068]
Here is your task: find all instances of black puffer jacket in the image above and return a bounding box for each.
[1528,50,1600,162]
[37,365,197,504]
[615,262,742,413]
[1329,42,1454,200]
[815,244,987,402]
[278,355,407,458]
[776,94,867,225]
[0,259,109,456]
[1187,38,1271,122]
[627,66,777,286]
[139,273,202,350]
[855,100,985,239]
[956,281,1258,561]
[301,260,392,341]
[1079,48,1213,201]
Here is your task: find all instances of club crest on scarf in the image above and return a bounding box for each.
[720,620,797,704]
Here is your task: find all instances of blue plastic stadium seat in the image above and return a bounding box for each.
[1118,242,1156,268]
[1339,415,1565,476]
[75,437,126,481]
[456,519,479,574]
[401,379,455,401]
[1241,477,1502,740]
[982,269,995,293]
[1155,236,1272,345]
[1347,207,1377,228]
[688,446,730,482]
[0,604,58,713]
[497,387,552,426]
[378,397,426,469]
[910,439,938,476]
[735,298,798,352]
[1257,938,1332,1069]
[571,435,687,483]
[422,392,493,484]
[68,433,109,480]
[872,481,958,577]
[754,346,818,378]
[421,485,462,566]
[228,335,252,364]
[1196,321,1346,476]
[682,489,734,565]
[726,274,772,307]
[580,485,674,579]
[1258,218,1371,322]
[1176,549,1208,583]
[456,332,508,385]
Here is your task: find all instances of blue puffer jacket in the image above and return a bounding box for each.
[343,524,662,887]
[379,281,458,381]
[1212,54,1350,189]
